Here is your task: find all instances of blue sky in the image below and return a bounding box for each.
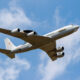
[0,0,80,80]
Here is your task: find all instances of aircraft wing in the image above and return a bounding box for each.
[23,36,52,46]
[0,28,52,46]
[0,28,24,38]
[40,41,57,61]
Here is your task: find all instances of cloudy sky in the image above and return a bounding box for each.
[0,0,80,80]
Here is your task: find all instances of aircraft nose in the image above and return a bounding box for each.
[74,25,79,31]
[76,25,79,29]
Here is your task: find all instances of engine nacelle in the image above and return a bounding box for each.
[23,30,37,36]
[57,52,64,58]
[27,31,36,36]
[56,47,64,52]
[11,28,20,33]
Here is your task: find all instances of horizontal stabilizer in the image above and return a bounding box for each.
[0,48,15,58]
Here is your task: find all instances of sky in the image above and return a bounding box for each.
[0,0,80,80]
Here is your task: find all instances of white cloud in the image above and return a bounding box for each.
[53,8,65,28]
[0,0,33,29]
[0,56,30,80]
[0,8,32,28]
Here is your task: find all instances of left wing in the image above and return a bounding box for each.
[0,28,53,46]
[0,28,24,38]
[40,41,57,61]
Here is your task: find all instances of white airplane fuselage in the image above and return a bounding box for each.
[11,25,79,53]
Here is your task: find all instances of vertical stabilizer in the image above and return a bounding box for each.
[4,38,16,50]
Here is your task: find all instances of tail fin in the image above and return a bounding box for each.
[4,38,16,50]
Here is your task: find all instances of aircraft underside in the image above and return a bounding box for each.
[0,24,79,61]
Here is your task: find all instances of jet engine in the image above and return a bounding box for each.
[56,47,64,52]
[57,52,64,58]
[11,28,20,33]
[23,30,37,36]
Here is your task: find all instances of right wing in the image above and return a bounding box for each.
[40,41,57,61]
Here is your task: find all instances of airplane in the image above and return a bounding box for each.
[0,24,79,61]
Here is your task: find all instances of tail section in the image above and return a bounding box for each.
[0,38,16,59]
[4,38,16,50]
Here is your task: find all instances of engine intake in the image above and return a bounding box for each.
[57,52,64,58]
[56,47,64,52]
[11,28,20,33]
